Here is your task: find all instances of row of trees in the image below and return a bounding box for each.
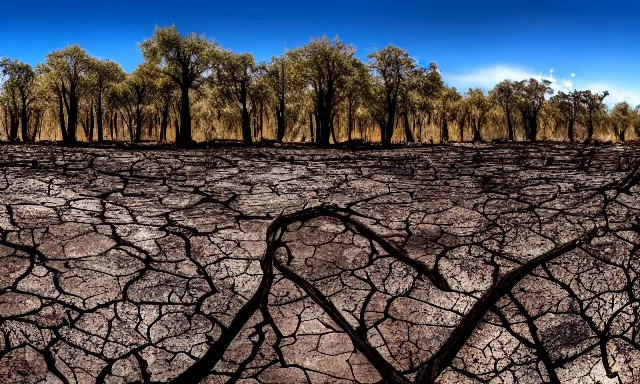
[1,26,637,147]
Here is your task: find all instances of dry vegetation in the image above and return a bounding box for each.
[2,27,638,147]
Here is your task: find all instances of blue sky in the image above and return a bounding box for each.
[2,0,639,105]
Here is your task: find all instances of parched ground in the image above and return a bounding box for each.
[0,143,639,384]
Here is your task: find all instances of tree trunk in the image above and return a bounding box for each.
[473,118,482,143]
[97,92,104,142]
[314,86,334,147]
[276,96,285,142]
[20,100,29,142]
[314,109,321,145]
[382,102,396,148]
[126,112,133,141]
[89,103,95,142]
[177,85,191,146]
[506,107,514,141]
[113,113,118,140]
[309,112,314,143]
[2,110,8,139]
[240,83,252,145]
[378,121,386,146]
[259,101,264,142]
[404,113,414,143]
[57,93,68,143]
[568,119,574,142]
[330,120,338,145]
[37,113,43,140]
[2,110,8,138]
[253,108,257,140]
[108,113,113,141]
[587,110,594,142]
[9,110,19,142]
[109,113,113,140]
[319,112,331,146]
[33,111,41,141]
[148,115,154,139]
[520,110,529,142]
[529,115,538,142]
[67,89,78,145]
[241,103,252,144]
[347,102,353,142]
[440,112,448,144]
[134,104,142,142]
[160,99,169,143]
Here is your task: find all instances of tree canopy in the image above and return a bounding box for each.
[1,26,637,146]
[139,25,218,146]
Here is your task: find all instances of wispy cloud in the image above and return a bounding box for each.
[582,83,640,107]
[562,80,573,88]
[445,65,574,94]
[445,65,535,89]
[545,71,574,95]
[445,65,640,106]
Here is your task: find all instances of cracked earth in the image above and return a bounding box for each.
[0,143,639,384]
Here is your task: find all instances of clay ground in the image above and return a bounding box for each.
[0,143,639,384]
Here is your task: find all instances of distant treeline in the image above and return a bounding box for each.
[1,26,637,147]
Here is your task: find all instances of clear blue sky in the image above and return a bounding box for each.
[2,0,639,104]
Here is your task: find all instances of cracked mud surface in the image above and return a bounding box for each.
[0,143,639,384]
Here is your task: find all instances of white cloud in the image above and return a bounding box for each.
[445,65,574,95]
[445,65,536,89]
[445,65,640,106]
[582,83,640,107]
